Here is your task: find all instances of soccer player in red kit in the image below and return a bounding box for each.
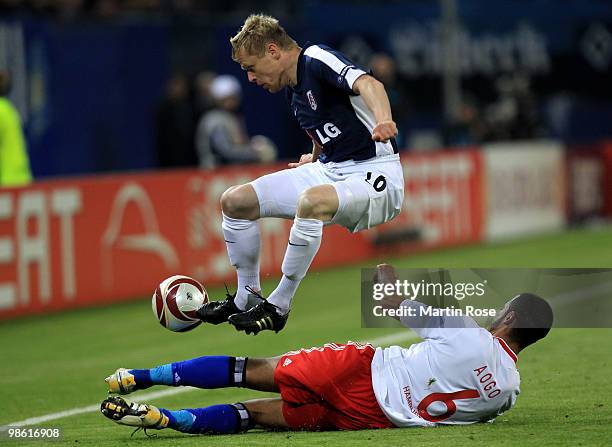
[101,264,553,434]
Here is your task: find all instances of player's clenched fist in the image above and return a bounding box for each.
[372,120,398,143]
[288,153,314,168]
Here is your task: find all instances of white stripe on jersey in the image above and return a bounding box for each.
[349,96,395,157]
[303,45,366,89]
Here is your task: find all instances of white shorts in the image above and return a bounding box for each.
[251,154,404,232]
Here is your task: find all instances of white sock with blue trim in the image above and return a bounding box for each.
[222,213,261,310]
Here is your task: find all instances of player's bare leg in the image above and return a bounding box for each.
[228,185,338,334]
[243,356,280,391]
[242,398,289,429]
[197,183,264,324]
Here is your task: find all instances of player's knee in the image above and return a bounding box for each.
[220,186,238,215]
[296,189,329,220]
[221,185,259,220]
[296,191,315,218]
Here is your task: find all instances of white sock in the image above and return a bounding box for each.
[267,217,323,314]
[222,213,261,310]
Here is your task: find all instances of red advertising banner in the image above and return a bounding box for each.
[0,150,484,319]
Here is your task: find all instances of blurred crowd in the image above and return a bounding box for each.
[366,53,542,150]
[155,71,277,170]
[444,72,543,147]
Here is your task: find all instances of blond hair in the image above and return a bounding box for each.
[230,14,298,60]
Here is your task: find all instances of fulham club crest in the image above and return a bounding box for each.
[306,90,317,110]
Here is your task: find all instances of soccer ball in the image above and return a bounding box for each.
[152,275,208,332]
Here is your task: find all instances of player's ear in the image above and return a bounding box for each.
[503,310,517,326]
[267,42,281,59]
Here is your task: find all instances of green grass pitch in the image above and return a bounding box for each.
[1,227,611,446]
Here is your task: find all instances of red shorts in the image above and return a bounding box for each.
[273,342,394,431]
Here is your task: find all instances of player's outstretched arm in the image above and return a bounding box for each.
[352,75,398,143]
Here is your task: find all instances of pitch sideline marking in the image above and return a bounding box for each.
[1,331,418,429]
[0,387,198,429]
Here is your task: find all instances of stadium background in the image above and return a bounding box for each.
[1,1,611,446]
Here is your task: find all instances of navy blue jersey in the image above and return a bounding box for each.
[286,44,398,163]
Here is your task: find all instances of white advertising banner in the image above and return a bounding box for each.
[484,141,566,241]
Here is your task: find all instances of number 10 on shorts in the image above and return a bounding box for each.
[365,172,387,192]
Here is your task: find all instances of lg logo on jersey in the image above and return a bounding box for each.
[315,123,342,144]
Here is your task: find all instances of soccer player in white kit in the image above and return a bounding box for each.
[367,264,554,426]
[196,14,405,334]
[102,264,554,433]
